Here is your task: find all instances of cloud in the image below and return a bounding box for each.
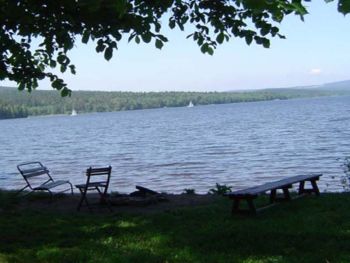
[309,68,322,75]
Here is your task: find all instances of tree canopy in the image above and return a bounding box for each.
[1,0,349,96]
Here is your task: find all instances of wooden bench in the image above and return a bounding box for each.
[225,173,322,215]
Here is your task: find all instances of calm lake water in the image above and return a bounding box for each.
[1,96,350,193]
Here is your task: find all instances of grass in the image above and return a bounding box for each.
[1,191,350,263]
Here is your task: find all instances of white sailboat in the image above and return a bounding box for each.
[187,101,194,108]
[71,109,77,116]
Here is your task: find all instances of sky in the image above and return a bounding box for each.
[2,1,350,92]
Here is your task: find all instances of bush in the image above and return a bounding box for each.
[182,188,196,195]
[208,183,232,195]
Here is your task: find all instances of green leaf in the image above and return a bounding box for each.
[270,26,279,37]
[38,63,45,71]
[69,65,76,74]
[82,30,90,44]
[262,38,270,48]
[96,41,105,53]
[141,33,152,43]
[158,35,168,42]
[200,43,209,54]
[245,35,253,45]
[216,32,225,44]
[169,19,176,29]
[50,60,57,68]
[197,35,204,46]
[61,87,71,97]
[18,82,25,91]
[155,39,163,49]
[260,25,270,36]
[207,46,214,55]
[60,65,67,73]
[52,80,62,90]
[338,0,350,14]
[104,47,113,61]
[135,36,140,44]
[112,30,122,41]
[57,54,66,64]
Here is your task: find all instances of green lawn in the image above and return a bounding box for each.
[1,192,350,263]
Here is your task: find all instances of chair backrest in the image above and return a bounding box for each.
[86,166,112,194]
[17,162,53,189]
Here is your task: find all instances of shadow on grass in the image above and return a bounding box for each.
[1,192,350,262]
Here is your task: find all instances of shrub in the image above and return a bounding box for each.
[183,188,196,195]
[208,183,232,195]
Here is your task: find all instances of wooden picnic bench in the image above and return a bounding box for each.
[225,173,322,215]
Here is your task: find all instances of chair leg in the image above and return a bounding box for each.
[16,185,29,196]
[96,187,113,212]
[68,182,74,195]
[104,194,113,212]
[48,190,53,203]
[84,196,92,212]
[77,189,86,211]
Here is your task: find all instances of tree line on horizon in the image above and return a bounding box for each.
[0,86,346,120]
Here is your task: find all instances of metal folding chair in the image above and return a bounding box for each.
[17,161,73,200]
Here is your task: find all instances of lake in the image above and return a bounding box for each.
[1,96,349,194]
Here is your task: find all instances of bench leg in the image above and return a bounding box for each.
[270,189,276,203]
[231,198,256,215]
[311,180,320,196]
[232,199,240,214]
[282,188,291,201]
[247,198,257,215]
[271,188,291,203]
[299,180,320,196]
[298,181,305,195]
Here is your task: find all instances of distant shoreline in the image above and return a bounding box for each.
[1,86,349,120]
[1,93,349,121]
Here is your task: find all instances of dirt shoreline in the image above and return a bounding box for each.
[9,192,222,215]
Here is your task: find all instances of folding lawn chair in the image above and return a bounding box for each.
[75,166,112,212]
[17,161,73,200]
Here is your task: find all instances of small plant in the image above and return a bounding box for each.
[208,183,232,195]
[183,188,196,195]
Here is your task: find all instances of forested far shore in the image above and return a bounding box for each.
[0,86,349,120]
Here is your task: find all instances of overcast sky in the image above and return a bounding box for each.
[2,1,350,92]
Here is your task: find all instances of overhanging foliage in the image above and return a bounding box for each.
[0,0,348,96]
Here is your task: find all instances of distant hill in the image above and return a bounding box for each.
[227,80,350,94]
[317,80,350,91]
[267,80,350,92]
